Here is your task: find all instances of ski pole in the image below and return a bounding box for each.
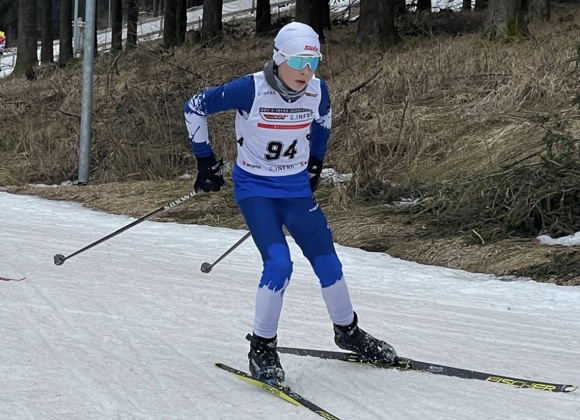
[54,190,197,266]
[200,231,251,273]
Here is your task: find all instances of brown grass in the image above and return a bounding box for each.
[1,5,580,284]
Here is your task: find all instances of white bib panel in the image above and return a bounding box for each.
[235,72,323,177]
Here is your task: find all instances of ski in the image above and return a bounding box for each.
[0,276,26,282]
[215,362,341,419]
[277,347,578,393]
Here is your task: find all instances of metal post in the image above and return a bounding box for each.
[73,0,80,55]
[78,0,97,185]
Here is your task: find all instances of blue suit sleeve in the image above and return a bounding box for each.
[310,79,332,161]
[184,75,255,158]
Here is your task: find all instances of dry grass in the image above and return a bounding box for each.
[1,5,580,284]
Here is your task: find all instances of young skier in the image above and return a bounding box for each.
[184,21,397,384]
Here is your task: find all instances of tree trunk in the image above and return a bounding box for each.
[357,0,399,49]
[41,0,54,64]
[417,0,431,11]
[111,0,123,51]
[164,0,177,48]
[394,0,406,16]
[154,0,165,16]
[93,1,99,57]
[59,0,73,66]
[484,0,528,40]
[323,0,331,31]
[126,0,139,50]
[463,0,472,11]
[177,0,187,45]
[525,0,551,20]
[295,0,326,43]
[384,0,398,45]
[255,0,272,36]
[201,0,223,44]
[475,0,488,11]
[15,0,38,79]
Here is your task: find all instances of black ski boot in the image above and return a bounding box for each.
[247,333,285,385]
[334,312,397,365]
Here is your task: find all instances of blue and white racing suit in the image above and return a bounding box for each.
[184,69,354,338]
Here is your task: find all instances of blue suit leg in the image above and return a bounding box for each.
[238,197,293,338]
[281,197,354,326]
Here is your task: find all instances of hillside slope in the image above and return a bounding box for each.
[1,5,580,284]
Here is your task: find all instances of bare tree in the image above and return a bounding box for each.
[357,0,399,49]
[295,0,327,42]
[164,0,178,48]
[177,0,187,45]
[484,0,528,40]
[59,0,73,66]
[111,0,123,51]
[256,0,272,36]
[463,0,472,11]
[525,0,551,20]
[201,0,223,43]
[14,0,37,79]
[41,0,54,64]
[126,0,139,49]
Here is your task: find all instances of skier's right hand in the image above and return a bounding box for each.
[194,155,224,192]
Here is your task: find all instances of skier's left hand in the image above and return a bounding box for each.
[308,157,323,192]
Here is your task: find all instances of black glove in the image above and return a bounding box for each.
[307,157,323,192]
[194,155,224,192]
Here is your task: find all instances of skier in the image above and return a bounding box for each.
[0,31,6,56]
[184,22,397,384]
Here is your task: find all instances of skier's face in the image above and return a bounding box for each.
[278,61,315,91]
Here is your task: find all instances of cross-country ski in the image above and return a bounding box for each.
[278,346,578,393]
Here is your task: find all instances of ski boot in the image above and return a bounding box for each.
[247,333,285,385]
[334,312,397,365]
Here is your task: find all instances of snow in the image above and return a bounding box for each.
[538,232,580,247]
[1,190,579,419]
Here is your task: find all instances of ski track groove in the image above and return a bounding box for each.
[2,192,580,419]
[19,309,112,418]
